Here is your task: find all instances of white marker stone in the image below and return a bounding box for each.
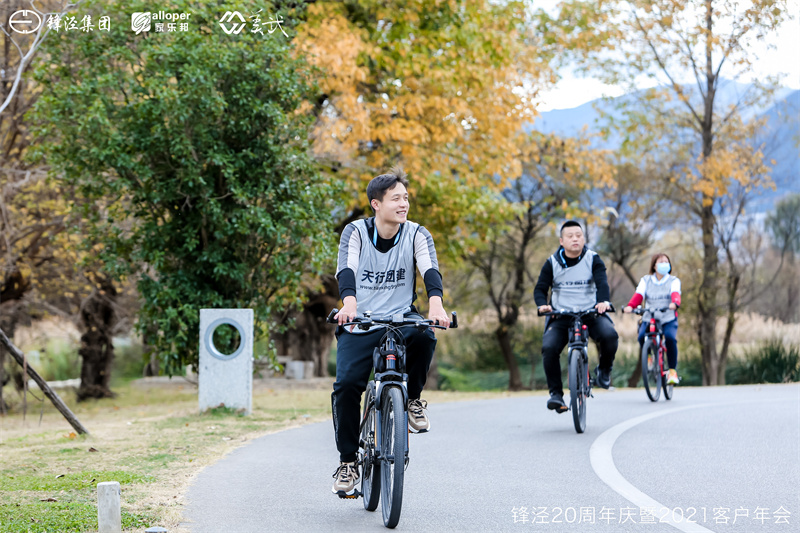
[97,481,121,533]
[199,309,254,415]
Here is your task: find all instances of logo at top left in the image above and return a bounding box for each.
[9,10,43,34]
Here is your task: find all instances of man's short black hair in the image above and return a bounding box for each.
[367,166,409,209]
[560,220,583,236]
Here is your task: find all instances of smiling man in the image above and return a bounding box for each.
[330,167,450,497]
[534,220,619,412]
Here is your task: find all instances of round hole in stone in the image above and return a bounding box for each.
[211,322,242,357]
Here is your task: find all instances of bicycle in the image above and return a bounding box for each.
[538,305,616,434]
[327,309,458,529]
[629,306,674,402]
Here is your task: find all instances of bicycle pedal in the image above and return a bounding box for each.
[337,490,362,500]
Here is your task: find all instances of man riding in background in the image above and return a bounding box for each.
[534,221,619,413]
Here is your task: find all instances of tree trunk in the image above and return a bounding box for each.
[142,323,159,376]
[628,350,643,388]
[274,275,339,377]
[697,205,720,386]
[76,276,117,401]
[697,0,722,386]
[718,271,740,386]
[0,273,29,414]
[0,327,89,434]
[426,354,439,391]
[496,325,523,391]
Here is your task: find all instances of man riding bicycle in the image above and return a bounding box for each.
[331,167,450,496]
[534,221,619,413]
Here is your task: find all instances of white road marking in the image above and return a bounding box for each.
[590,403,718,533]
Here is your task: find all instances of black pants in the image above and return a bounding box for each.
[332,324,436,463]
[541,314,619,395]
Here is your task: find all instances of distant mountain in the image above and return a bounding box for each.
[532,81,800,212]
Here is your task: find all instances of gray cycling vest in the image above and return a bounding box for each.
[351,219,418,334]
[550,249,597,311]
[643,275,678,324]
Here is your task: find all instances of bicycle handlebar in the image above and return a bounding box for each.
[537,304,616,318]
[628,306,672,315]
[326,309,458,330]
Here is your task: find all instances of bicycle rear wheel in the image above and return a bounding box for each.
[360,383,380,511]
[642,339,661,402]
[568,349,587,433]
[380,386,406,528]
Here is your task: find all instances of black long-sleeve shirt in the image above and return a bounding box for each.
[533,246,610,306]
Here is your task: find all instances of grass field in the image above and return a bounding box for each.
[0,378,536,533]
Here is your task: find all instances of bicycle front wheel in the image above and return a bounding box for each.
[568,349,587,434]
[380,386,406,528]
[642,340,661,402]
[361,383,380,511]
[662,348,674,400]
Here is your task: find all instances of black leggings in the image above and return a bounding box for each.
[331,324,436,462]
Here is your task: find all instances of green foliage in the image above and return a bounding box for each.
[728,339,800,384]
[0,468,152,533]
[0,470,151,491]
[766,194,800,256]
[112,342,147,380]
[211,323,242,356]
[31,0,335,374]
[435,323,548,390]
[437,323,544,373]
[37,340,80,382]
[0,501,151,533]
[203,405,248,417]
[607,346,640,387]
[437,364,549,392]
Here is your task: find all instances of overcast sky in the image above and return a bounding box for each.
[532,1,800,111]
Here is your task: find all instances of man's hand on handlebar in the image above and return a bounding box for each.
[335,296,358,332]
[537,305,553,314]
[623,305,633,314]
[595,301,611,314]
[428,296,450,329]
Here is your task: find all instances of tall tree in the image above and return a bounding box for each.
[553,0,791,384]
[284,0,557,373]
[464,133,611,390]
[1,1,94,409]
[762,194,800,322]
[32,0,335,375]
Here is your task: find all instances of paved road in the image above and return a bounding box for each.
[182,384,799,532]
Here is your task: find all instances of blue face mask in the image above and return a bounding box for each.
[656,263,671,276]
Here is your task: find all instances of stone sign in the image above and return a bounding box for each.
[198,308,253,415]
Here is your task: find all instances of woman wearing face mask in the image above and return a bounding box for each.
[623,253,681,385]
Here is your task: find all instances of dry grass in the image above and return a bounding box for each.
[0,377,537,532]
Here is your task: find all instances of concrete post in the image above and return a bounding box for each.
[97,481,121,533]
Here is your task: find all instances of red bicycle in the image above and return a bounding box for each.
[631,307,674,402]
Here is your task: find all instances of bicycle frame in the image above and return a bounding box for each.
[566,317,591,392]
[370,328,410,466]
[643,317,666,375]
[637,307,670,377]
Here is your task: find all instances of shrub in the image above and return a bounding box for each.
[730,338,800,384]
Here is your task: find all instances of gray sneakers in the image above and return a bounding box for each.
[408,398,430,433]
[331,461,359,495]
